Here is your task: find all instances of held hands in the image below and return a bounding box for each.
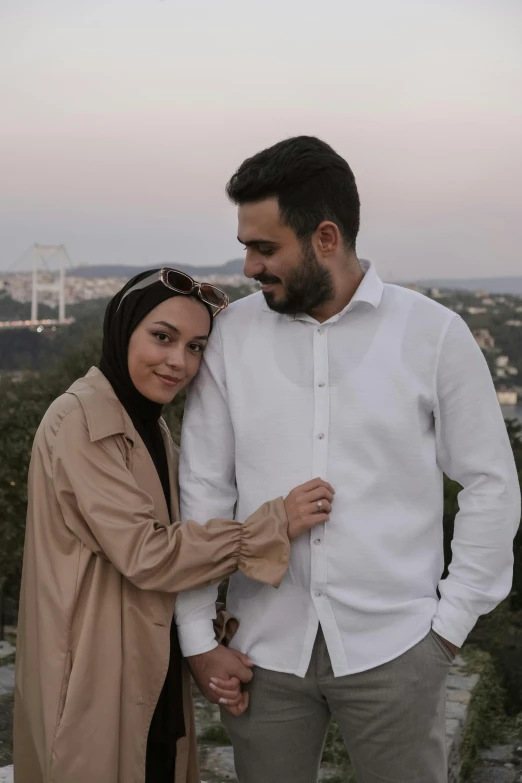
[187,644,254,717]
[284,477,334,539]
[189,477,335,717]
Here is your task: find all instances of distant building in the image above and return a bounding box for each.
[506,320,522,327]
[467,307,487,315]
[497,388,518,406]
[496,355,510,368]
[473,329,495,350]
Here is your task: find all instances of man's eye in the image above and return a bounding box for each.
[260,247,275,257]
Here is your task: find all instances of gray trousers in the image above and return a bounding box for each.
[221,627,454,783]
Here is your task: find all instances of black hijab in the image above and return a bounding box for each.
[99,269,212,512]
[98,270,213,768]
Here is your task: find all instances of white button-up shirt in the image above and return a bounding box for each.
[176,261,520,677]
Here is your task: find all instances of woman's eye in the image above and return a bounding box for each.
[153,332,171,343]
[189,343,204,353]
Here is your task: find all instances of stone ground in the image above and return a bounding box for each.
[0,650,15,775]
[469,737,522,783]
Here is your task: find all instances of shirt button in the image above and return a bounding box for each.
[317,433,325,439]
[317,327,325,335]
[314,538,321,545]
[318,382,325,388]
[314,591,322,598]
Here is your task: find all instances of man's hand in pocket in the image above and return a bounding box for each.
[434,632,459,658]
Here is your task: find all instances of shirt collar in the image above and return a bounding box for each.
[343,259,384,311]
[261,258,384,322]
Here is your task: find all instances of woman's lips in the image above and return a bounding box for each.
[155,373,182,388]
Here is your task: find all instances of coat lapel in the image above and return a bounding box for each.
[160,420,181,523]
[130,432,172,529]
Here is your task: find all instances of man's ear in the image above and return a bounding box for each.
[314,221,341,257]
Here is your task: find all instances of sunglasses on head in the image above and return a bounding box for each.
[116,268,229,316]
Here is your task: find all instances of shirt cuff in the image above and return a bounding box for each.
[431,599,477,648]
[177,618,219,658]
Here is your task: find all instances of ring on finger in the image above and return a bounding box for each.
[316,500,324,510]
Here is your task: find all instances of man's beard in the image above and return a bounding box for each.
[261,242,335,315]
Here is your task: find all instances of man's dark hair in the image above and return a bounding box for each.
[226,136,360,249]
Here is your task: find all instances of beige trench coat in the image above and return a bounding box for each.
[14,367,289,783]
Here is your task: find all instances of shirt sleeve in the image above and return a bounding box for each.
[431,315,521,646]
[175,317,240,656]
[52,406,289,596]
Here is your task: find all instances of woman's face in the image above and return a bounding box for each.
[128,296,211,404]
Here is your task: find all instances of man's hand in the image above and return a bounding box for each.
[434,632,460,658]
[187,644,254,716]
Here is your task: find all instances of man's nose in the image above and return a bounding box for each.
[243,250,265,280]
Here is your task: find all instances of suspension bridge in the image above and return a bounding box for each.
[0,244,75,330]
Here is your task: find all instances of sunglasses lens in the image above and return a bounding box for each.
[201,284,226,307]
[165,270,193,293]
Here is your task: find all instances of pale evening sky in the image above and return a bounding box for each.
[1,0,521,281]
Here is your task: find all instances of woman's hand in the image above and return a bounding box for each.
[209,674,249,716]
[284,477,334,540]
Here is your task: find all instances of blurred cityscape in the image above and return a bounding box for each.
[2,264,521,416]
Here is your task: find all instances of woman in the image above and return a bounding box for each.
[13,268,333,783]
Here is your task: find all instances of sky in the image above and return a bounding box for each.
[1,0,521,281]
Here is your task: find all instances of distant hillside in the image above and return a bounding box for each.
[69,259,244,279]
[414,277,522,295]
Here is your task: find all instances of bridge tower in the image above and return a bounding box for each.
[29,244,71,322]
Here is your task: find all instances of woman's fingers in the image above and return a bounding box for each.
[303,512,330,529]
[223,690,250,716]
[210,677,241,692]
[307,499,332,514]
[300,477,335,495]
[219,692,243,706]
[305,486,334,505]
[210,676,240,687]
[209,676,242,704]
[285,477,334,540]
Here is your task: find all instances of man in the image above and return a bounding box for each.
[175,136,520,783]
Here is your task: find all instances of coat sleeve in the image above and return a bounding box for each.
[51,406,290,593]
